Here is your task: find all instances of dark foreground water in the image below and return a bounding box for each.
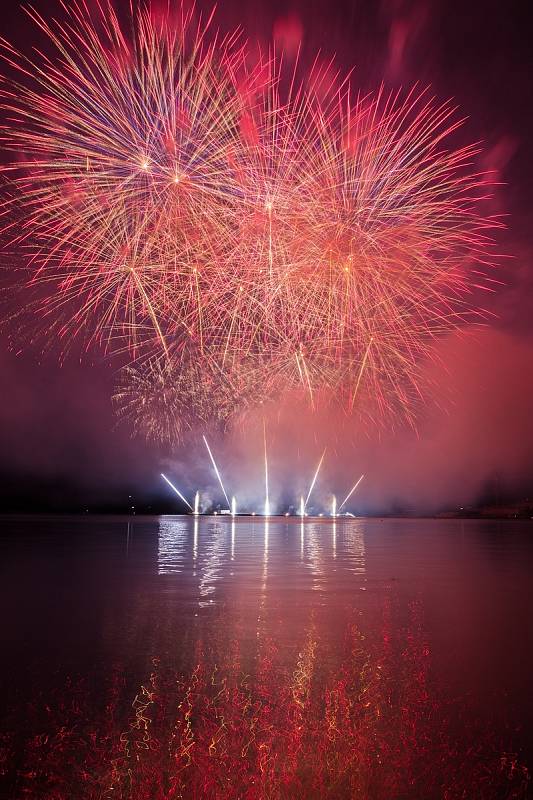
[1,515,532,799]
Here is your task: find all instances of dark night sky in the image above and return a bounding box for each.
[1,0,533,513]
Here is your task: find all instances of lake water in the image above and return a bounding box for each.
[1,515,532,798]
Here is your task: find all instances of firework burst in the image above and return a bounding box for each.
[0,1,500,443]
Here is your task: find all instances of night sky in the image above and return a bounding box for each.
[1,0,532,514]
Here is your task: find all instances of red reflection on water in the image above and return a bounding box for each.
[2,602,529,799]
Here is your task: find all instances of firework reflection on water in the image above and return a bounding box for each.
[2,516,530,799]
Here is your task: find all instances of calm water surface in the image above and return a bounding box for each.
[1,515,532,798]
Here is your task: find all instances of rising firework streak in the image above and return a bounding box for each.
[161,473,193,511]
[305,449,327,510]
[263,420,270,516]
[203,436,231,509]
[339,475,365,512]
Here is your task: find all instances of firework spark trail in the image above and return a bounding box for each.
[305,448,326,510]
[349,337,373,412]
[129,265,170,360]
[203,435,231,509]
[339,474,365,512]
[161,472,193,510]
